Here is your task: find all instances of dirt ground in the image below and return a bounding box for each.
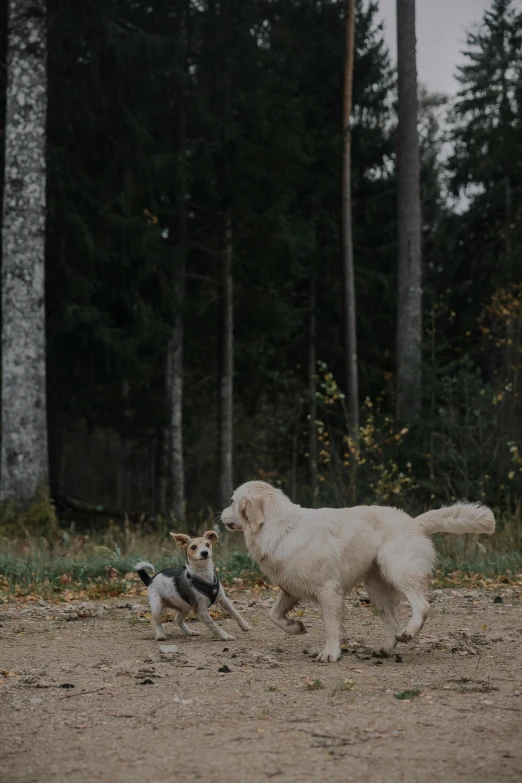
[1,585,521,783]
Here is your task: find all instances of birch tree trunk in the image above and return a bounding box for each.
[396,0,422,421]
[1,0,49,506]
[342,0,359,438]
[219,212,234,510]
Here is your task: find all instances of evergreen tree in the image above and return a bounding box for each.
[450,0,522,285]
[0,0,399,513]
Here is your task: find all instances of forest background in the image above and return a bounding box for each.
[0,0,521,566]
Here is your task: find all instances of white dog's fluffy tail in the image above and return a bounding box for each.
[415,503,495,536]
[135,561,155,586]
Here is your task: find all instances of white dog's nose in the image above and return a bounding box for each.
[221,506,233,524]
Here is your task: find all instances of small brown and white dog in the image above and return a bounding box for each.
[136,530,252,642]
[221,481,495,663]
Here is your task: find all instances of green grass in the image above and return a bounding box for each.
[394,689,421,700]
[0,528,261,600]
[305,678,323,691]
[0,522,520,601]
[436,551,522,577]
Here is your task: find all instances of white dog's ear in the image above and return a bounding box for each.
[171,533,190,549]
[238,496,265,533]
[203,530,219,544]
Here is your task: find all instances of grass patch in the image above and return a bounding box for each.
[0,527,262,602]
[432,550,522,589]
[394,689,421,701]
[337,678,355,691]
[305,678,324,691]
[0,523,520,603]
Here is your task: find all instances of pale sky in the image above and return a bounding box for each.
[378,0,521,96]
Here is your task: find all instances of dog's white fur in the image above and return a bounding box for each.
[221,481,495,663]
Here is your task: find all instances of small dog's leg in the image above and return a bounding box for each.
[149,594,167,641]
[217,593,252,632]
[269,590,306,635]
[198,608,235,641]
[177,608,200,637]
[316,584,344,663]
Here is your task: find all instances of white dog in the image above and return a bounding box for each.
[221,481,495,663]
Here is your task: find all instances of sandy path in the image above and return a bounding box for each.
[1,586,521,783]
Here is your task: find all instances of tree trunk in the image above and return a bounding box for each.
[342,0,359,438]
[163,50,188,524]
[156,419,168,515]
[308,277,318,506]
[396,0,422,421]
[219,212,234,510]
[159,303,186,525]
[166,302,185,523]
[1,0,49,506]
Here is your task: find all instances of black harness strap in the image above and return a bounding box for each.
[186,570,220,606]
[175,570,193,606]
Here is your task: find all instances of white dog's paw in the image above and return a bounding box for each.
[155,633,167,642]
[186,629,201,637]
[221,633,236,641]
[372,646,392,658]
[285,619,307,635]
[241,623,253,632]
[395,630,413,644]
[316,646,341,663]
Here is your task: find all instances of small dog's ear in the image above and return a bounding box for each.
[238,496,264,533]
[203,530,219,544]
[171,533,190,549]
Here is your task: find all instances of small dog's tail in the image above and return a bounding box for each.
[415,503,495,536]
[135,561,155,586]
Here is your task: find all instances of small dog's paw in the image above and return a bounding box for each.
[285,619,307,635]
[395,631,413,644]
[316,647,341,663]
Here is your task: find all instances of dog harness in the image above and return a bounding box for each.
[185,569,220,606]
[159,566,220,607]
